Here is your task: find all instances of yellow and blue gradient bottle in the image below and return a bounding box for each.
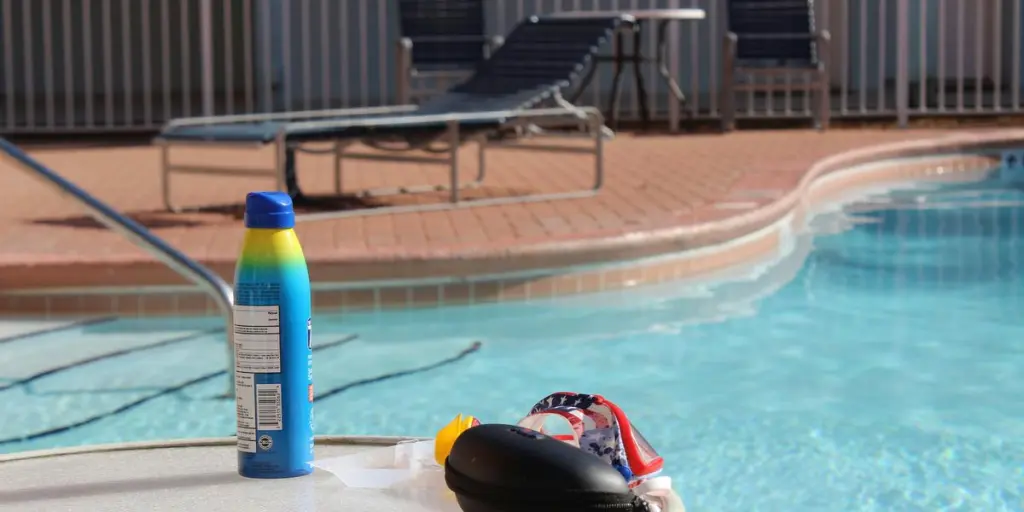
[234,191,314,478]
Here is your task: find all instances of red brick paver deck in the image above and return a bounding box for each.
[0,128,1008,298]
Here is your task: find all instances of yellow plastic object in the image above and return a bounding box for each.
[434,414,480,466]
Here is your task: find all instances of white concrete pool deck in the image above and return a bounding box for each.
[0,437,454,512]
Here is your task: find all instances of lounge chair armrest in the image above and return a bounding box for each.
[723,32,739,57]
[396,38,414,102]
[398,37,414,53]
[485,35,504,58]
[396,37,414,66]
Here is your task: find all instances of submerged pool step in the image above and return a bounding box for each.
[0,319,220,382]
[0,329,364,449]
[0,316,116,345]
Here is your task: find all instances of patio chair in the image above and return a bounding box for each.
[720,0,831,131]
[395,0,504,104]
[154,15,632,219]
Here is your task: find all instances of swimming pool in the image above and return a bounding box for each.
[2,176,1023,511]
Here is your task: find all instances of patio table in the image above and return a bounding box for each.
[0,436,447,512]
[550,9,706,131]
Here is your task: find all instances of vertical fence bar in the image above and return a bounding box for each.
[648,0,658,121]
[1014,0,1021,110]
[745,0,754,115]
[243,0,254,113]
[83,0,95,127]
[180,0,192,117]
[626,0,634,117]
[1,0,13,130]
[956,0,964,112]
[102,0,114,126]
[300,0,311,110]
[358,0,369,106]
[260,0,272,111]
[878,0,887,113]
[282,0,292,111]
[840,0,849,114]
[223,0,235,114]
[161,0,172,121]
[918,0,927,113]
[378,0,388,105]
[937,0,946,111]
[896,0,909,126]
[142,0,153,127]
[669,0,681,125]
[62,0,74,128]
[974,0,983,111]
[339,0,349,108]
[320,0,330,108]
[858,0,867,112]
[121,0,134,126]
[42,0,56,129]
[22,1,36,129]
[200,0,215,116]
[995,0,1003,111]
[708,0,719,116]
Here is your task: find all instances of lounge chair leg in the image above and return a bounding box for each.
[333,142,345,194]
[592,111,605,190]
[818,71,830,131]
[476,139,487,184]
[273,134,288,195]
[447,120,460,203]
[160,143,179,213]
[721,33,738,133]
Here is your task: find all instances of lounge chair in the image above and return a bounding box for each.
[155,15,632,219]
[720,0,831,131]
[395,0,504,104]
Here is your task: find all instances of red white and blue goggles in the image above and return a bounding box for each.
[516,392,664,487]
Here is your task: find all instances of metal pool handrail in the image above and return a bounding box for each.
[0,138,236,396]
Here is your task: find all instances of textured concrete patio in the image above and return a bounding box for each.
[0,127,995,296]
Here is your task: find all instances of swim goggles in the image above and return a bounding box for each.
[516,391,665,487]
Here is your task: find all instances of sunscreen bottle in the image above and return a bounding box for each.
[234,191,314,478]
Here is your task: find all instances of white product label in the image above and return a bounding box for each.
[256,383,283,431]
[233,305,281,374]
[236,372,257,453]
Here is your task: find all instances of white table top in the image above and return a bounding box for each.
[0,437,451,512]
[547,8,706,21]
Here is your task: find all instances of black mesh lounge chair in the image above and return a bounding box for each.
[395,0,504,104]
[155,15,631,219]
[720,0,831,131]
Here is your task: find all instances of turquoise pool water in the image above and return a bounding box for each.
[2,177,1023,511]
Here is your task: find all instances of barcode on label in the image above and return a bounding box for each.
[256,384,282,431]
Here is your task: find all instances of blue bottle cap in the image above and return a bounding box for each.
[244,191,295,229]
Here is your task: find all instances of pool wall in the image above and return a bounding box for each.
[3,132,1019,317]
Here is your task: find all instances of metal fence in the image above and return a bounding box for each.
[0,0,1022,134]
